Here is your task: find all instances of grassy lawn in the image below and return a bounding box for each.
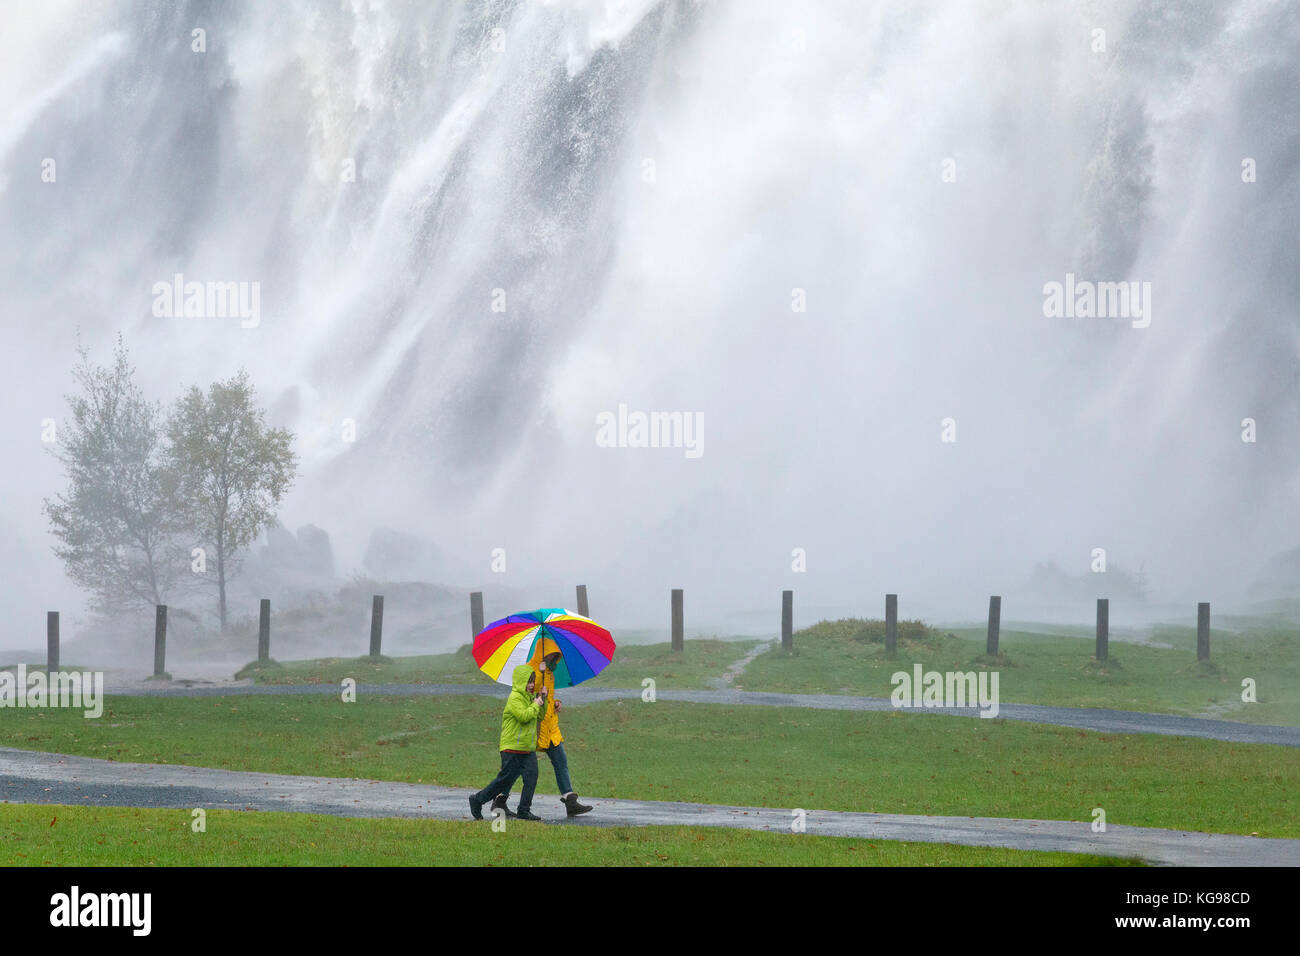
[1,693,1295,838]
[239,639,761,692]
[0,804,1141,866]
[237,651,485,685]
[739,618,1300,725]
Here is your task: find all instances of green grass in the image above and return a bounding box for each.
[2,693,1295,838]
[739,619,1300,725]
[582,639,762,689]
[237,651,480,685]
[0,804,1142,866]
[240,639,762,692]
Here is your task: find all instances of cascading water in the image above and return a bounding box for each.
[2,0,1298,643]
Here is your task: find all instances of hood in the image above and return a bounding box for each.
[510,664,535,694]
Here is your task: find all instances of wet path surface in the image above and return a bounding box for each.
[2,746,1294,866]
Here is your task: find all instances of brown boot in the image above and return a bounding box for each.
[562,792,592,816]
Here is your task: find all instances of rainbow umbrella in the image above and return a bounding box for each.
[472,608,616,687]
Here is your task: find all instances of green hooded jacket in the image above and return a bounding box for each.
[498,664,543,752]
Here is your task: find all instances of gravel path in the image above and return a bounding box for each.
[1,746,1293,866]
[108,681,1300,747]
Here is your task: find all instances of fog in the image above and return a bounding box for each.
[2,1,1298,664]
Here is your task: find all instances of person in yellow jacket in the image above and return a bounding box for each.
[492,649,593,817]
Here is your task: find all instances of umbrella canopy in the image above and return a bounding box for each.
[472,608,616,688]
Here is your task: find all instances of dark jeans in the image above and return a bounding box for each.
[540,743,573,795]
[474,751,538,813]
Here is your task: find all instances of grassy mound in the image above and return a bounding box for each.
[243,639,763,691]
[741,617,1300,724]
[235,659,284,680]
[794,617,952,649]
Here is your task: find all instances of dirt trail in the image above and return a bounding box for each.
[705,639,775,690]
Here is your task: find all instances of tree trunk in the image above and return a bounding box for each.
[217,541,227,633]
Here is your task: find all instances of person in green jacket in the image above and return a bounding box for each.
[469,664,546,822]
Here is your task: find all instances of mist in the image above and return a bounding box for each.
[3,0,1298,663]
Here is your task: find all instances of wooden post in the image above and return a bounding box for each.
[884,594,897,654]
[671,589,684,652]
[986,596,1001,657]
[1095,598,1108,662]
[258,599,271,663]
[154,605,168,677]
[46,611,59,674]
[576,584,589,617]
[470,591,484,639]
[369,595,384,657]
[1197,602,1210,662]
[781,590,793,651]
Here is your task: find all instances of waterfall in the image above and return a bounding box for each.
[2,0,1297,636]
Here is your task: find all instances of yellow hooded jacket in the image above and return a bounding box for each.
[534,662,563,749]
